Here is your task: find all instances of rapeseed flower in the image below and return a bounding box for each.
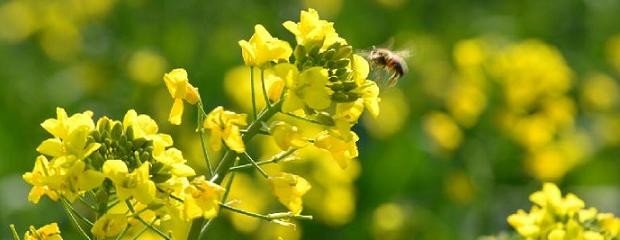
[238,24,292,67]
[268,172,311,214]
[163,68,200,125]
[203,106,248,153]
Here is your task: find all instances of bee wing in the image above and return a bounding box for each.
[354,49,373,59]
[393,50,412,59]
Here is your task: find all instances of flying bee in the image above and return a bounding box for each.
[367,47,410,87]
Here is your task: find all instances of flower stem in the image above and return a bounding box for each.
[260,69,271,107]
[189,100,283,238]
[9,224,20,240]
[250,66,258,120]
[61,198,93,240]
[241,152,269,178]
[219,203,313,222]
[197,102,214,176]
[229,148,298,171]
[125,200,171,240]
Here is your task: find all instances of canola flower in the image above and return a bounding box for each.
[17,8,386,240]
[507,183,620,240]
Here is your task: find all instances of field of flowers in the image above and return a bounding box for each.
[0,0,619,239]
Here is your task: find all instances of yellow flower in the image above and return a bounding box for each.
[268,172,311,214]
[283,8,346,50]
[90,213,128,238]
[154,148,196,177]
[62,160,105,201]
[38,107,100,159]
[203,106,248,153]
[273,63,333,112]
[423,112,463,151]
[270,121,307,150]
[103,160,156,204]
[238,24,292,67]
[22,155,59,203]
[183,176,225,220]
[122,109,173,155]
[24,223,63,240]
[353,80,381,117]
[163,68,200,125]
[314,130,359,169]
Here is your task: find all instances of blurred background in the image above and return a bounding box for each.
[1,0,620,239]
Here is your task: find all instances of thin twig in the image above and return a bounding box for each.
[197,102,214,176]
[61,198,93,240]
[230,148,298,171]
[250,66,258,120]
[260,69,272,108]
[241,152,269,178]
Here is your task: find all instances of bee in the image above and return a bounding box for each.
[367,47,409,87]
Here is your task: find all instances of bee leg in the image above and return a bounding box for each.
[387,73,399,87]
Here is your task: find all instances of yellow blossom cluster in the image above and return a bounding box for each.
[423,37,591,182]
[22,107,226,239]
[20,8,384,239]
[508,183,620,240]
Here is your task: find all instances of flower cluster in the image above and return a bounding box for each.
[508,183,620,240]
[22,107,225,239]
[19,8,383,240]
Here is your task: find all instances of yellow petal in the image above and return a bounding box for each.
[169,98,184,125]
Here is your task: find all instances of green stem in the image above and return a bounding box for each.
[198,157,240,240]
[9,224,20,240]
[213,100,282,183]
[61,198,93,240]
[241,152,269,178]
[189,101,283,238]
[125,200,171,240]
[219,204,313,222]
[260,69,271,107]
[62,197,94,226]
[250,66,258,120]
[197,102,214,176]
[230,148,298,171]
[283,112,330,126]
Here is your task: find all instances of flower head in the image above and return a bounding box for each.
[314,130,359,169]
[163,68,200,125]
[270,121,307,150]
[103,160,156,204]
[268,172,311,214]
[283,8,346,50]
[273,63,333,113]
[238,24,292,67]
[183,176,225,219]
[90,213,128,238]
[24,223,63,240]
[203,106,248,153]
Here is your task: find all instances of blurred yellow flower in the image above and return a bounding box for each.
[270,121,308,150]
[423,112,463,151]
[103,161,156,204]
[581,73,619,112]
[268,172,311,214]
[90,213,128,238]
[314,130,359,169]
[163,68,200,125]
[24,223,63,240]
[183,176,225,219]
[0,0,38,43]
[128,50,168,85]
[238,24,292,67]
[283,8,346,50]
[363,88,409,139]
[203,106,248,153]
[606,34,620,74]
